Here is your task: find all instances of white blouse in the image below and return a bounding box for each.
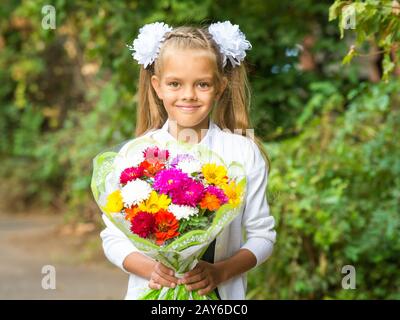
[100,118,277,300]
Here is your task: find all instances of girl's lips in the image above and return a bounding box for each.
[176,105,202,112]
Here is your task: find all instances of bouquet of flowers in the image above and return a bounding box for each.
[91,136,246,300]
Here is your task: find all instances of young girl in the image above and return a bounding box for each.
[100,21,276,300]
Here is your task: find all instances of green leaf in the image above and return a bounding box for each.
[329,0,346,21]
[342,46,356,65]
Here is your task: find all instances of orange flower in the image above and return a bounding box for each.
[199,192,221,211]
[140,160,165,177]
[125,206,140,221]
[154,210,179,245]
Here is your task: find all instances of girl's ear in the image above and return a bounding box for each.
[151,75,163,100]
[216,76,228,101]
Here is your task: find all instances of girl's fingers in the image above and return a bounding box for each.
[198,285,213,296]
[180,271,205,285]
[157,262,175,276]
[185,278,209,291]
[156,263,179,283]
[148,279,161,290]
[152,271,177,288]
[182,265,204,279]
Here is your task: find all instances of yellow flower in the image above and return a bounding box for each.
[103,190,123,213]
[221,180,244,208]
[139,190,171,214]
[202,163,228,186]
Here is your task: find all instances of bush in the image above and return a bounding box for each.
[248,79,400,299]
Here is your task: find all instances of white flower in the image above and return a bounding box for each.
[121,179,152,208]
[168,204,199,220]
[127,22,173,68]
[208,21,252,67]
[177,159,202,175]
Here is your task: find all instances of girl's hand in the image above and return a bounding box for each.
[148,262,179,290]
[178,261,224,296]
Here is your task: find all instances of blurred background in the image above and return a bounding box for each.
[0,0,399,299]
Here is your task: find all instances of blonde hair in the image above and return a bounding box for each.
[134,25,271,172]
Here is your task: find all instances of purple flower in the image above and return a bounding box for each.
[170,154,196,167]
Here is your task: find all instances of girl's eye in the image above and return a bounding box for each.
[168,82,180,88]
[198,82,210,89]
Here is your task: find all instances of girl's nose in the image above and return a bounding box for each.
[182,85,197,101]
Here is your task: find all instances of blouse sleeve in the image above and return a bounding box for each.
[99,214,140,274]
[240,139,277,268]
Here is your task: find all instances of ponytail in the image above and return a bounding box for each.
[135,65,168,137]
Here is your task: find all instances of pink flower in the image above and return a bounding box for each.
[169,179,205,207]
[143,146,169,164]
[153,168,188,194]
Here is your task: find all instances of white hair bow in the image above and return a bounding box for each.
[208,21,252,67]
[127,22,172,69]
[127,21,252,69]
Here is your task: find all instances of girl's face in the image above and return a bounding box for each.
[151,49,227,131]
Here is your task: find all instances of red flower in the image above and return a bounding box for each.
[130,211,156,238]
[120,166,144,185]
[154,210,179,245]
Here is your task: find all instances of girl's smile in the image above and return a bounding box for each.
[176,104,202,113]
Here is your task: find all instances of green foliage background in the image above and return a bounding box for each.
[1,0,399,299]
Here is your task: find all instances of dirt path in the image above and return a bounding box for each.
[0,212,128,299]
